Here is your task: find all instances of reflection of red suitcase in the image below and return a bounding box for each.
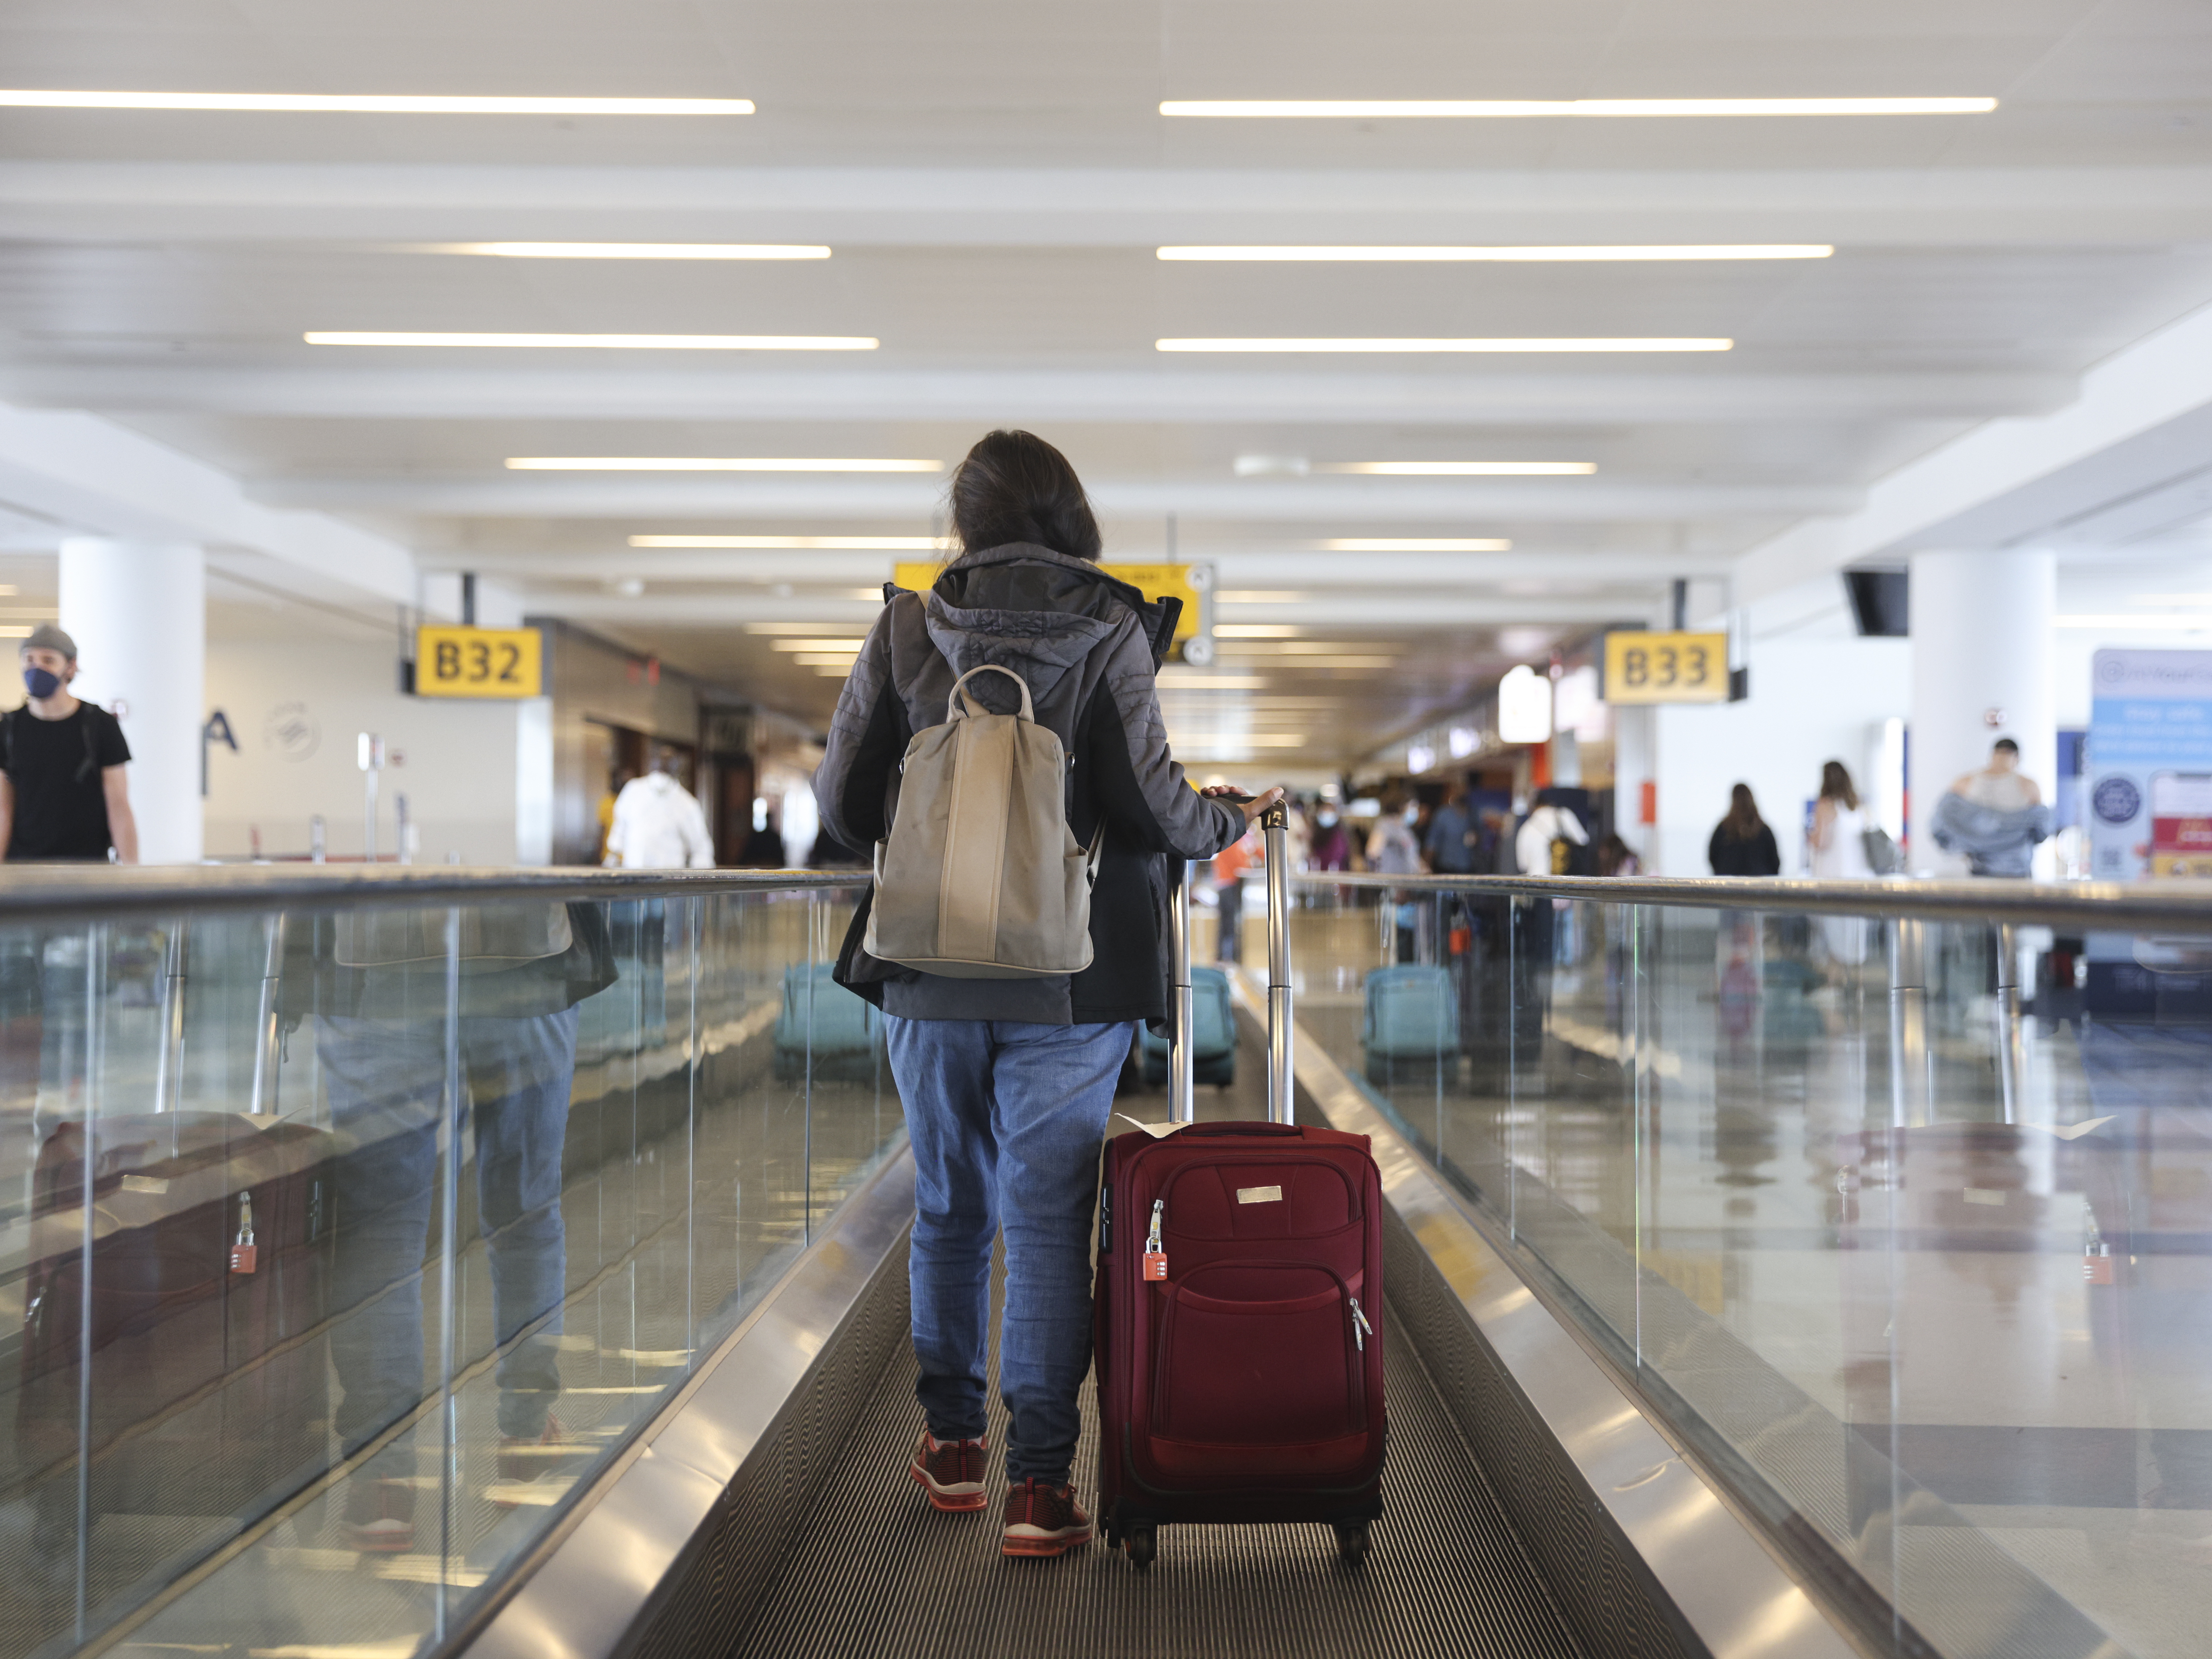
[17,1111,333,1522]
[1094,1120,1387,1566]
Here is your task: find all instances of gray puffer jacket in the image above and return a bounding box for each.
[813,543,1245,1026]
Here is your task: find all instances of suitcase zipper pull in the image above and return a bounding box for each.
[1348,1295,1373,1352]
[230,1192,259,1274]
[1141,1199,1168,1282]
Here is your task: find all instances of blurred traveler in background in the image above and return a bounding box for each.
[1368,794,1424,963]
[1213,823,1255,964]
[594,768,633,864]
[1932,737,2052,878]
[605,749,713,870]
[1596,833,1641,878]
[1423,777,1481,875]
[738,796,790,868]
[1516,788,1588,880]
[1366,795,1421,876]
[1709,784,1782,876]
[0,626,137,865]
[1808,761,1874,966]
[1307,800,1355,872]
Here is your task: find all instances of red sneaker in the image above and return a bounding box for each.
[1001,1478,1092,1558]
[909,1428,989,1513]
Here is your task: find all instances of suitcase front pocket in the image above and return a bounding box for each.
[1153,1264,1365,1445]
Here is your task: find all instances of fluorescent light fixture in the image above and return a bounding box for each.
[1159,337,1730,353]
[1157,674,1267,690]
[1216,590,1310,603]
[0,90,754,115]
[1218,623,1305,639]
[1159,98,1995,119]
[769,639,867,653]
[1322,461,1595,476]
[1498,665,1553,744]
[744,623,874,636]
[1321,538,1512,553]
[305,332,876,350]
[1160,244,1831,262]
[1237,656,1398,669]
[1167,733,1310,748]
[508,457,939,472]
[1235,454,1311,478]
[0,626,30,640]
[632,535,939,550]
[431,243,824,259]
[2058,615,2212,630]
[794,654,862,668]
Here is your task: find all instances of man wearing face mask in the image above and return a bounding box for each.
[0,626,138,864]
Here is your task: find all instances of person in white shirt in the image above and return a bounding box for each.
[604,755,714,870]
[1807,760,1874,966]
[1515,792,1588,879]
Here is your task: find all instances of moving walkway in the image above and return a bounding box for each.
[0,864,2196,1659]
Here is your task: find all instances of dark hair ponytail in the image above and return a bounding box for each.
[947,430,1102,562]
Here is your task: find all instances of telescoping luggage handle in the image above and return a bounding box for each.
[1170,795,1293,1127]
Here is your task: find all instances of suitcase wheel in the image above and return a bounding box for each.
[1333,1517,1371,1566]
[1124,1519,1157,1570]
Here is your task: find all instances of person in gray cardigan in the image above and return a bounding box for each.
[812,429,1275,1557]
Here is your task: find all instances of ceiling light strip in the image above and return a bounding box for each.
[306,333,876,350]
[431,243,824,259]
[1322,461,1594,476]
[1157,337,1729,353]
[631,535,941,550]
[1158,245,1831,262]
[0,91,754,114]
[508,458,940,472]
[1322,538,1513,553]
[1159,98,1994,119]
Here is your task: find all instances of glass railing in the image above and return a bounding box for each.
[1269,868,2210,1659]
[0,867,896,1659]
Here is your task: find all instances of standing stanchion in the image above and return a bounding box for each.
[1169,859,1197,1124]
[1261,800,1295,1125]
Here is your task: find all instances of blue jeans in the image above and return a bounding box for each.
[318,1006,579,1447]
[887,1015,1133,1485]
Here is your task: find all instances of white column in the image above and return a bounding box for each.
[58,539,206,865]
[1908,548,2056,875]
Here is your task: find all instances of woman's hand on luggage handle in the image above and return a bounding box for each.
[1201,784,1285,825]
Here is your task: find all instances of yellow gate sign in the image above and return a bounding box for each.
[892,560,1204,642]
[415,625,544,698]
[1603,631,1728,704]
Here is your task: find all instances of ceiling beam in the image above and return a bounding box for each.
[0,364,2075,426]
[5,162,2210,246]
[250,472,1862,521]
[0,400,418,604]
[1735,296,2212,601]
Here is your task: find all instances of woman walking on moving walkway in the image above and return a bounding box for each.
[813,430,1275,1558]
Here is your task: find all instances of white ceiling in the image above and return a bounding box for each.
[3,0,2212,762]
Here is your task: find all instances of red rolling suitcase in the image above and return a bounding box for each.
[1094,800,1386,1567]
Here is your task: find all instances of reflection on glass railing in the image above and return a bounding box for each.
[1291,876,2208,1659]
[0,881,894,1659]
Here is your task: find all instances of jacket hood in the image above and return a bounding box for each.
[916,543,1153,710]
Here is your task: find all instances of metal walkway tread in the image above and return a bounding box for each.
[724,1275,1585,1659]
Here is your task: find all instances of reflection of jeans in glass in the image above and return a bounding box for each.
[319,1005,579,1447]
[888,1015,1131,1485]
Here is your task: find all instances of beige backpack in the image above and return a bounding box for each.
[865,664,1103,978]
